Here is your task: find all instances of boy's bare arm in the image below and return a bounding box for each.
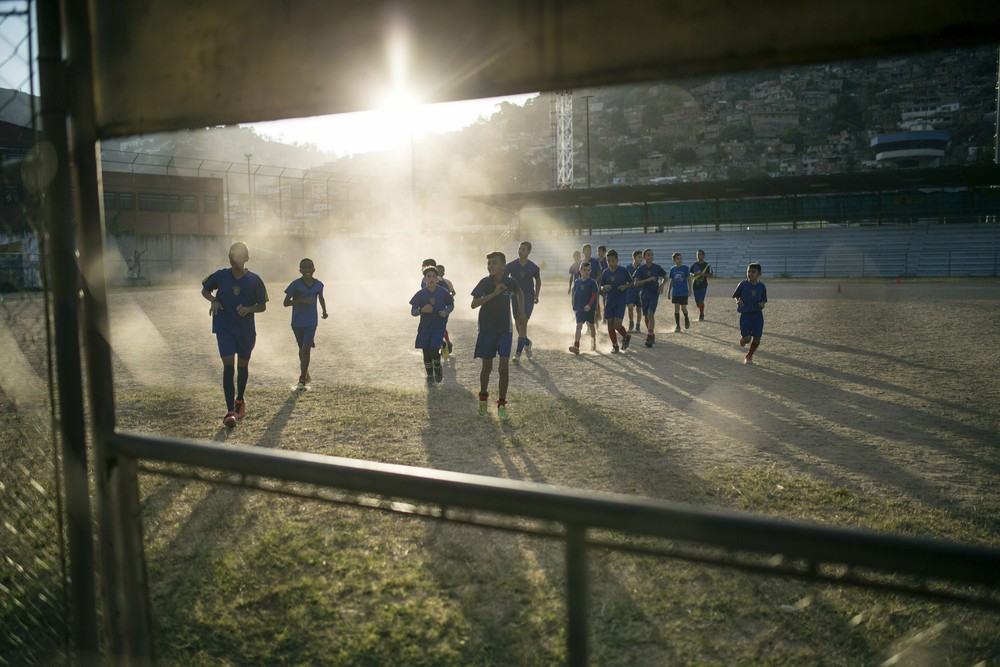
[319,293,328,318]
[203,288,223,315]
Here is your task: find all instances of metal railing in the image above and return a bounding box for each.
[108,432,1000,666]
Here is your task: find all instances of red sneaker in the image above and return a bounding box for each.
[223,411,237,428]
[234,399,247,420]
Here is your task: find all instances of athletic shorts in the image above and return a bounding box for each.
[671,296,689,306]
[575,308,596,324]
[415,323,447,349]
[474,331,513,359]
[626,288,641,306]
[512,294,535,320]
[640,294,659,315]
[216,332,255,360]
[604,302,626,320]
[740,311,765,339]
[693,286,707,303]
[292,325,317,349]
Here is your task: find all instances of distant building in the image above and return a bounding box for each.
[870,130,949,168]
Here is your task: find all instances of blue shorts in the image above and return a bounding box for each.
[740,311,764,339]
[474,331,513,359]
[640,294,659,315]
[292,325,317,349]
[216,332,256,360]
[626,288,641,306]
[693,286,707,303]
[512,295,535,320]
[604,302,626,320]
[575,308,596,324]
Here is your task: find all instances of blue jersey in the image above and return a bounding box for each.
[471,275,520,334]
[503,259,540,298]
[634,262,667,300]
[625,263,641,303]
[410,285,454,345]
[284,277,324,327]
[600,265,632,307]
[571,277,600,313]
[732,280,767,313]
[668,264,691,297]
[202,268,268,337]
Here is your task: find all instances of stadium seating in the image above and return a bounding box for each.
[514,223,1000,279]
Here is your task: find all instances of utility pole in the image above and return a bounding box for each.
[244,153,253,233]
[581,95,594,188]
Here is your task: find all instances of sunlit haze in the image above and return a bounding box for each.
[249,93,538,157]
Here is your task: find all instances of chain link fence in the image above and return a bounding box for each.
[0,2,70,665]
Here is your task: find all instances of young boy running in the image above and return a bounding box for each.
[733,262,768,364]
[599,250,633,352]
[668,252,693,332]
[283,257,328,390]
[410,265,454,383]
[569,260,599,354]
[503,241,542,363]
[625,250,643,332]
[471,251,526,420]
[690,249,713,321]
[201,241,268,427]
[632,249,667,347]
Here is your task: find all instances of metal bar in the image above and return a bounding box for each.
[62,0,155,661]
[111,432,1000,587]
[565,525,589,667]
[35,0,100,661]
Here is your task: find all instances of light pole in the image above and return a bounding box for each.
[244,153,253,233]
[581,95,594,188]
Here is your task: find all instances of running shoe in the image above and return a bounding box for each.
[743,355,754,365]
[433,363,443,383]
[699,314,705,321]
[674,325,681,333]
[684,316,690,329]
[611,344,620,354]
[511,355,520,365]
[644,337,653,348]
[497,403,508,421]
[524,340,533,358]
[296,380,306,391]
[569,345,580,355]
[622,334,631,350]
[234,399,246,419]
[223,411,237,428]
[478,399,488,416]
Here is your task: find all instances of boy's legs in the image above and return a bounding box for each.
[221,355,236,412]
[422,348,434,380]
[673,303,682,331]
[570,322,583,353]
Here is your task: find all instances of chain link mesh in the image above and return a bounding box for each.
[0,2,70,664]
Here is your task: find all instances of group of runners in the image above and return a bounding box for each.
[200,240,765,426]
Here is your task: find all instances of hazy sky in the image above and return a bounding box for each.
[248,93,538,157]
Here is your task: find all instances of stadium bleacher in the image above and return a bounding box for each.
[511,223,1000,280]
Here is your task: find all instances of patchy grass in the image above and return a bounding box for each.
[113,384,1000,666]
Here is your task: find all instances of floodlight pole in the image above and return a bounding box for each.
[581,95,594,188]
[245,153,254,234]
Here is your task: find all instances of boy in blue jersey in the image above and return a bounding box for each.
[625,250,643,332]
[569,261,599,354]
[471,251,526,420]
[503,241,542,364]
[733,262,767,365]
[632,248,667,347]
[691,249,713,321]
[567,250,581,295]
[410,265,454,383]
[201,241,268,427]
[668,252,693,332]
[577,243,602,322]
[599,250,633,353]
[283,258,328,391]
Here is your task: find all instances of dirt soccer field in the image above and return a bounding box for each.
[108,277,1000,520]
